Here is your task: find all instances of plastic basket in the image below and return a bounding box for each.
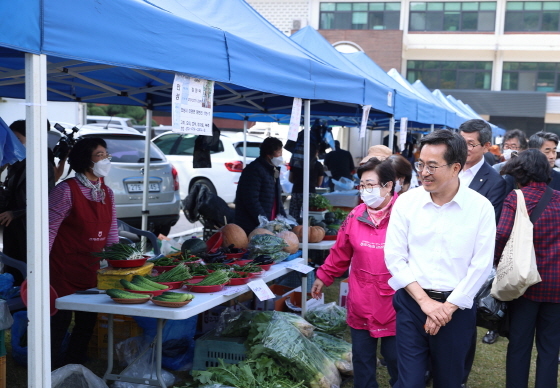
[192,330,246,371]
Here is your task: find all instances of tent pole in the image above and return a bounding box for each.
[388,117,395,152]
[430,124,434,133]
[25,52,51,387]
[301,99,310,317]
[141,108,152,239]
[243,119,247,168]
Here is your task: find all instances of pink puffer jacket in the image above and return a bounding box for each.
[316,196,398,338]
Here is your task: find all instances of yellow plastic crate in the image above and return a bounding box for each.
[97,262,154,289]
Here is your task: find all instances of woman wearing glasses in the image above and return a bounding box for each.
[311,157,399,388]
[48,137,118,369]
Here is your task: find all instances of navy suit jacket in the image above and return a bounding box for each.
[468,161,507,222]
[504,168,560,194]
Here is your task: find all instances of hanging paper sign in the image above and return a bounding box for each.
[288,98,302,142]
[360,105,371,138]
[387,91,393,107]
[248,279,275,301]
[399,117,408,152]
[289,263,315,274]
[172,74,214,136]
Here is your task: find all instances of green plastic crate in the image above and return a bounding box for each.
[192,330,246,371]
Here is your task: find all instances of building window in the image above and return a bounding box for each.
[502,62,560,91]
[409,2,496,31]
[406,60,493,89]
[505,1,560,31]
[320,2,401,30]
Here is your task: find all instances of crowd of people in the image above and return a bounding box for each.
[307,120,559,388]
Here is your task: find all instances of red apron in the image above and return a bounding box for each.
[50,178,113,297]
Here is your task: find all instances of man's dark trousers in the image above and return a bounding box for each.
[393,289,476,388]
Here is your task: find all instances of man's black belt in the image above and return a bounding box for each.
[423,289,452,302]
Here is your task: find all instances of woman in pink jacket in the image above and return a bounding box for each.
[312,157,400,388]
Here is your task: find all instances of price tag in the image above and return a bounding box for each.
[247,279,275,301]
[222,285,247,296]
[290,263,315,274]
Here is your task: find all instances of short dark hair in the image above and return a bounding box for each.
[503,129,528,150]
[501,149,551,186]
[9,119,52,137]
[459,119,492,145]
[387,154,412,185]
[357,157,396,195]
[9,120,26,137]
[528,131,559,149]
[260,137,283,158]
[69,137,107,174]
[419,130,468,170]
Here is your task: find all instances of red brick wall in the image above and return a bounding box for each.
[318,30,403,72]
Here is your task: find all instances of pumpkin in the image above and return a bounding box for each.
[292,225,325,243]
[248,228,274,240]
[277,230,299,254]
[220,223,248,249]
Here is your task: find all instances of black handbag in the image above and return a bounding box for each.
[476,269,507,330]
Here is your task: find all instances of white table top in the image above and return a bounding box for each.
[55,258,304,320]
[299,240,336,250]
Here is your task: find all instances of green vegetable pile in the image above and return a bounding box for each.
[188,263,210,276]
[185,270,230,286]
[310,332,353,375]
[152,291,194,303]
[106,289,149,299]
[146,263,192,282]
[189,357,305,388]
[150,256,176,266]
[248,234,288,263]
[246,312,341,388]
[120,275,169,291]
[94,243,144,261]
[305,302,347,337]
[309,194,330,210]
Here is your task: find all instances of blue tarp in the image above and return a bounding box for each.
[343,51,449,126]
[0,0,388,115]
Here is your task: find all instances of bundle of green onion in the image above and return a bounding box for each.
[93,243,144,261]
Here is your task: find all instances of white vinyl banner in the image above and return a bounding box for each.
[360,105,371,138]
[172,74,214,136]
[288,97,302,141]
[399,117,408,151]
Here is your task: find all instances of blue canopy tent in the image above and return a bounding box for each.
[343,51,452,127]
[0,0,398,384]
[445,95,506,136]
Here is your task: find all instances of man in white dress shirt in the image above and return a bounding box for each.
[385,130,495,388]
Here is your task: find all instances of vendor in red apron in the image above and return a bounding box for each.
[49,137,118,369]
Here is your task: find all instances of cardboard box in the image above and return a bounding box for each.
[88,314,143,360]
[97,263,154,290]
[339,278,349,308]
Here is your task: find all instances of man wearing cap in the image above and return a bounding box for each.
[359,144,392,165]
[324,140,355,191]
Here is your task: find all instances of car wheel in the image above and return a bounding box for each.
[192,178,217,196]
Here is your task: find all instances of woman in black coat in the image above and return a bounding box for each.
[234,137,286,234]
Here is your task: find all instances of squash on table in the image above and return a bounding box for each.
[220,223,248,249]
[248,227,274,240]
[277,230,299,254]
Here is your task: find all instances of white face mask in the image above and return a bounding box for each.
[271,156,284,167]
[503,149,516,161]
[361,187,387,209]
[395,180,403,193]
[92,158,112,178]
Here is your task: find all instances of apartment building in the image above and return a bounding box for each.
[248,0,560,135]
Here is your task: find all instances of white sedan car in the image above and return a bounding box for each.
[152,131,265,203]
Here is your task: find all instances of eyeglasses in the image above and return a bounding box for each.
[358,182,384,193]
[467,143,482,150]
[503,143,519,151]
[92,152,112,160]
[414,161,452,175]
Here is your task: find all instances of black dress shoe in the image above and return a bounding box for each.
[482,330,499,344]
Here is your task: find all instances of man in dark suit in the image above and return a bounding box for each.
[459,119,507,387]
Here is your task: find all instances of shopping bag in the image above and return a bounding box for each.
[491,190,541,301]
